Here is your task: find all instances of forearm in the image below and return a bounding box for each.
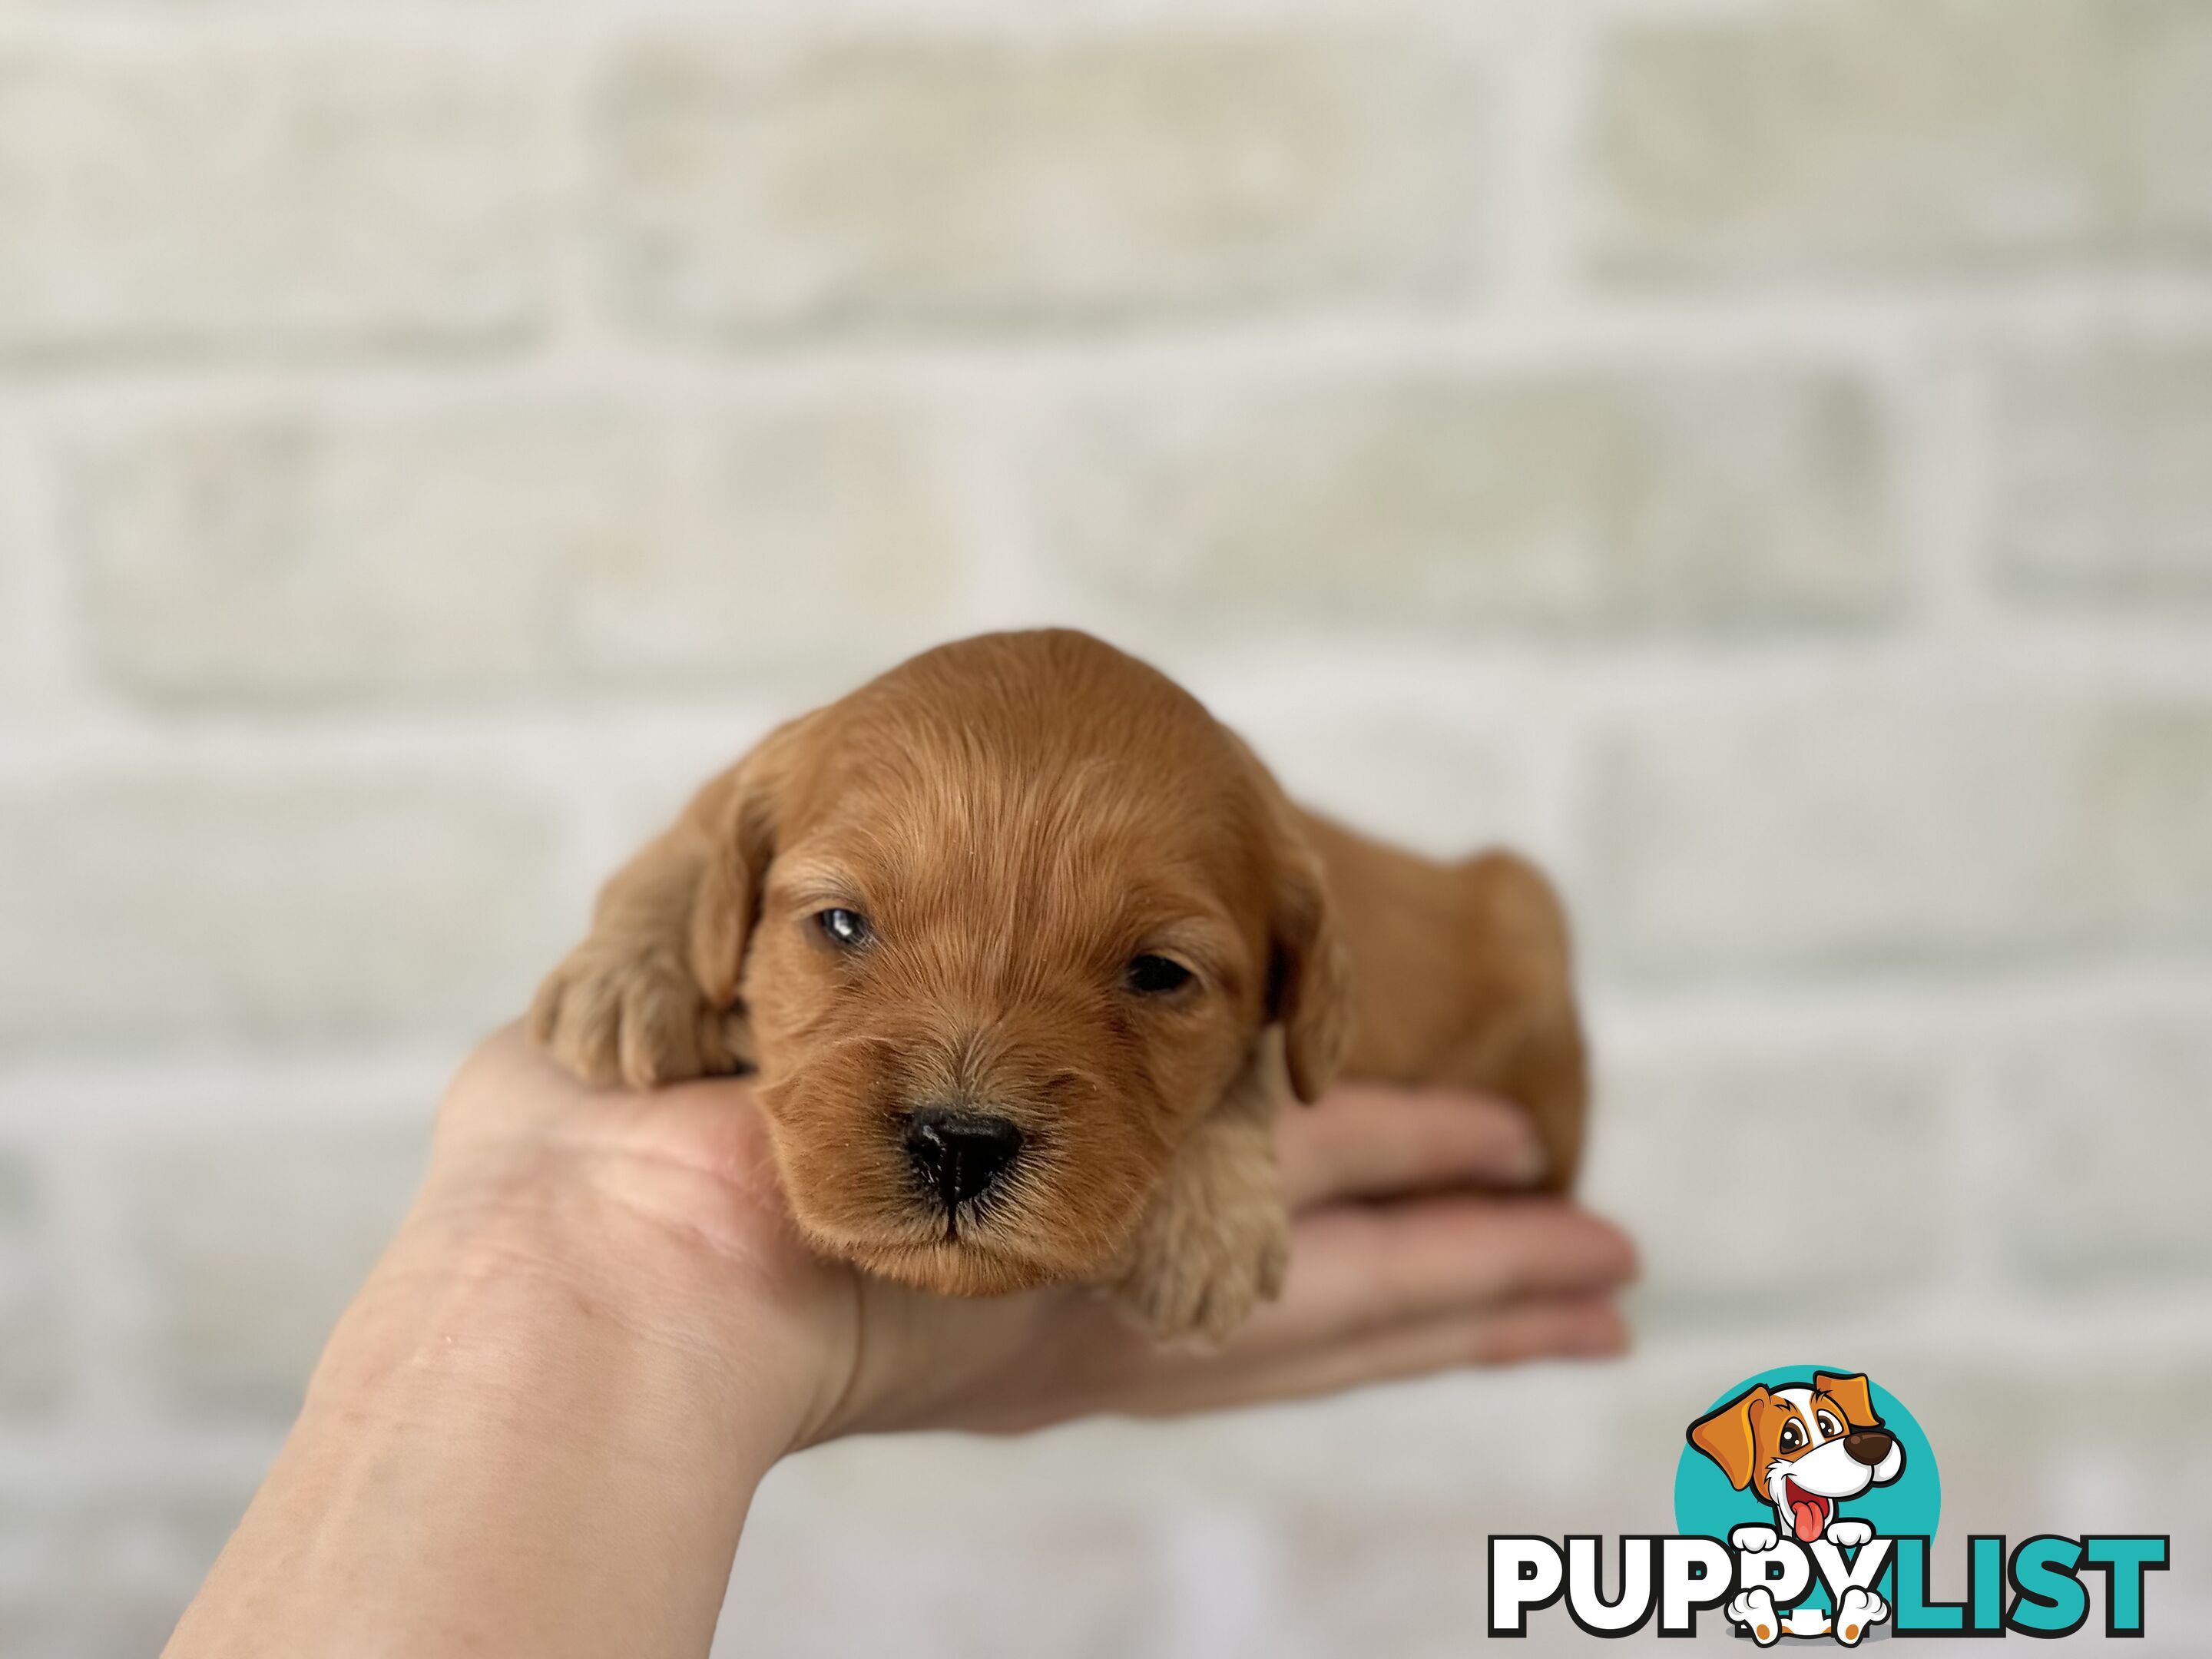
[166,1204,818,1659]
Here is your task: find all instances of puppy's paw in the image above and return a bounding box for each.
[530,942,740,1090]
[1113,1189,1288,1344]
[1730,1525,1781,1555]
[1825,1518,1875,1551]
[1727,1588,1781,1647]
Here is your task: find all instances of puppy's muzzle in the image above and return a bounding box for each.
[1844,1429,1896,1467]
[902,1104,1023,1210]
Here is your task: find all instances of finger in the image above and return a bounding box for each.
[1277,1086,1548,1209]
[897,1200,1634,1435]
[1121,1294,1629,1419]
[435,1024,588,1145]
[1250,1197,1639,1346]
[439,1025,767,1190]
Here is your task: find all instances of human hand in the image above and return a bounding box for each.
[406,1027,1637,1449]
[171,1028,1635,1657]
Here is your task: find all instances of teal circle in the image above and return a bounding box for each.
[1674,1366,1941,1612]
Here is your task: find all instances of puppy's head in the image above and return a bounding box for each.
[687,631,1351,1296]
[1687,1372,1906,1542]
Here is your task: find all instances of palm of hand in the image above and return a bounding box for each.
[416,1030,1634,1450]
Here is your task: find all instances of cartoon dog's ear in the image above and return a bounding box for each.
[1814,1373,1882,1431]
[1688,1386,1768,1492]
[687,714,813,1008]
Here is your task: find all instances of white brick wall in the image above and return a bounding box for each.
[59,392,969,698]
[1586,0,2212,282]
[594,33,1492,335]
[0,39,550,356]
[1,1,2208,1654]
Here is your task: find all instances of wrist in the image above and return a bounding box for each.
[171,1176,836,1659]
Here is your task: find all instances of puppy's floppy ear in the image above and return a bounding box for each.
[1814,1372,1882,1431]
[1270,837,1353,1104]
[1688,1386,1767,1492]
[1230,733,1353,1104]
[687,714,811,1008]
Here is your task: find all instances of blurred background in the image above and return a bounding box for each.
[2,0,2209,1652]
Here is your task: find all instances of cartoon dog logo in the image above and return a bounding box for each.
[1687,1371,1905,1644]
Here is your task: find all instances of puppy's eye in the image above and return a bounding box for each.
[1816,1412,1843,1439]
[1124,953,1195,996]
[815,908,872,949]
[1779,1421,1804,1452]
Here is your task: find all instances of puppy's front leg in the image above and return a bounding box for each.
[1109,1055,1287,1343]
[530,820,744,1090]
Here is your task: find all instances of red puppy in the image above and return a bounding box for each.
[533,630,1585,1338]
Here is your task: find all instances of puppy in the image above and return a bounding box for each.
[531,630,1585,1339]
[1688,1371,1904,1644]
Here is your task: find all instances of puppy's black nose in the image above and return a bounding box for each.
[1843,1429,1894,1466]
[903,1108,1022,1209]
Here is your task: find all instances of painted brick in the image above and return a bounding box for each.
[131,1128,422,1419]
[721,1505,1170,1659]
[0,774,561,1048]
[594,33,1486,337]
[1992,1020,2212,1293]
[1588,0,2212,283]
[0,1585,186,1659]
[0,1475,261,1656]
[0,44,547,356]
[1587,696,2212,974]
[59,397,966,702]
[0,482,21,703]
[1924,1359,2212,1551]
[1230,709,1541,864]
[0,1151,61,1416]
[1991,342,2212,606]
[1025,369,1894,639]
[1586,1048,1950,1327]
[1270,1510,1488,1659]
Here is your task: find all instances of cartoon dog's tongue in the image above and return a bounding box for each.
[1784,1481,1829,1542]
